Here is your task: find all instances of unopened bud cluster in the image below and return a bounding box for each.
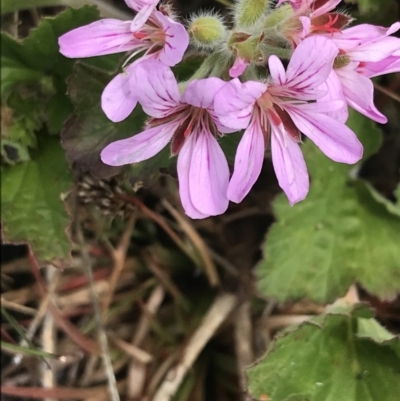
[188,1,298,77]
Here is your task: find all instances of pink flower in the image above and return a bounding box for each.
[101,60,235,219]
[59,4,188,122]
[125,0,160,32]
[327,22,400,123]
[214,36,362,205]
[278,0,351,44]
[229,56,249,78]
[58,10,187,63]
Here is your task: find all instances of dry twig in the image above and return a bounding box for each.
[152,293,237,401]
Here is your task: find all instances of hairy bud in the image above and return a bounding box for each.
[235,0,270,28]
[189,14,227,50]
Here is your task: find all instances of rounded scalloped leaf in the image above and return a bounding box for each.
[247,308,400,401]
[257,111,400,303]
[1,136,73,265]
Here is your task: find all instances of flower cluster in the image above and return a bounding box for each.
[59,0,400,219]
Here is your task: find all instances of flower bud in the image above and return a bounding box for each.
[235,0,270,28]
[228,32,261,67]
[262,4,295,29]
[189,15,227,50]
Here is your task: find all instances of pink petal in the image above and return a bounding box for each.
[229,56,249,78]
[100,121,178,166]
[155,11,189,67]
[129,59,181,118]
[59,19,138,58]
[182,78,226,109]
[130,0,159,32]
[227,118,265,203]
[317,70,348,123]
[350,37,400,63]
[287,105,363,164]
[299,16,311,39]
[214,79,266,130]
[331,22,400,50]
[101,67,137,123]
[362,51,400,78]
[185,129,230,216]
[284,36,339,90]
[270,125,309,206]
[177,135,209,219]
[268,55,287,85]
[336,67,387,124]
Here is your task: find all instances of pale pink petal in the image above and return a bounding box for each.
[130,0,159,32]
[299,16,311,39]
[129,60,181,118]
[100,121,178,166]
[270,125,309,206]
[362,52,400,78]
[336,67,387,124]
[177,134,209,219]
[187,129,230,216]
[287,105,363,164]
[229,56,249,78]
[155,11,189,66]
[268,55,287,85]
[284,36,339,90]
[214,79,266,130]
[317,70,348,123]
[59,19,139,58]
[331,22,400,50]
[227,118,265,203]
[101,68,137,123]
[350,37,400,63]
[182,78,226,109]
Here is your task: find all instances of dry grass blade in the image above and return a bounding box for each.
[28,249,101,355]
[374,82,400,103]
[1,298,36,316]
[77,226,120,401]
[161,199,219,286]
[152,293,238,401]
[111,337,153,364]
[42,266,56,401]
[235,302,253,399]
[143,253,186,307]
[127,285,165,398]
[0,384,122,400]
[102,212,137,319]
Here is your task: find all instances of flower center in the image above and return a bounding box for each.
[133,22,166,47]
[170,107,217,155]
[257,91,301,141]
[310,13,350,34]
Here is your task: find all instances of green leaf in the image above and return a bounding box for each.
[257,111,400,303]
[247,307,400,401]
[1,135,73,264]
[357,317,397,343]
[62,63,169,180]
[1,6,99,78]
[0,56,44,98]
[362,182,400,217]
[1,6,121,140]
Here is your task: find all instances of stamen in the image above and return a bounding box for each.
[311,13,344,35]
[133,31,148,40]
